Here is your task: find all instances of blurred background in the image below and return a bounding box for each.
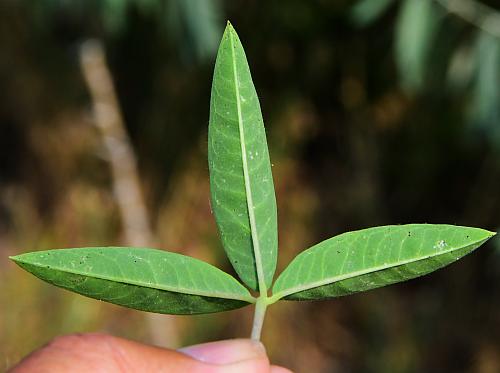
[1,0,500,372]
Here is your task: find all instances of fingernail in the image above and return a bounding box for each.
[180,339,266,365]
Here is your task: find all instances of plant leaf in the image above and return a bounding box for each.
[272,225,495,301]
[470,31,500,144]
[350,0,395,27]
[395,0,441,92]
[166,0,223,61]
[208,22,278,291]
[10,247,254,314]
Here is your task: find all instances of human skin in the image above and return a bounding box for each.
[9,334,292,373]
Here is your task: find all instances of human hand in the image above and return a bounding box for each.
[9,333,292,373]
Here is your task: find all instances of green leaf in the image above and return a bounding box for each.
[272,225,495,301]
[395,0,441,92]
[10,247,254,314]
[470,31,500,144]
[208,22,278,291]
[166,0,223,61]
[350,0,395,27]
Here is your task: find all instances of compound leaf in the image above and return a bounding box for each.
[208,22,278,291]
[10,247,254,314]
[272,225,495,301]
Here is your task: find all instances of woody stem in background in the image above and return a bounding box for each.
[79,40,179,348]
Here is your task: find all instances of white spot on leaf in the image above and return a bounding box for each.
[434,240,447,250]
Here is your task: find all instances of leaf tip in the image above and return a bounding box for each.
[224,20,238,38]
[225,20,234,33]
[9,254,22,263]
[477,228,497,240]
[9,252,40,267]
[8,253,32,271]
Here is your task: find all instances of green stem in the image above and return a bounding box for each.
[250,296,268,340]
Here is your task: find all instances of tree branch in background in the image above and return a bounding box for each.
[79,40,179,347]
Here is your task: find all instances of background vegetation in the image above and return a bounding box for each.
[1,0,499,372]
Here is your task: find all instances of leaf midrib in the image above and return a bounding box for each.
[229,27,266,292]
[15,258,255,303]
[271,240,485,301]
